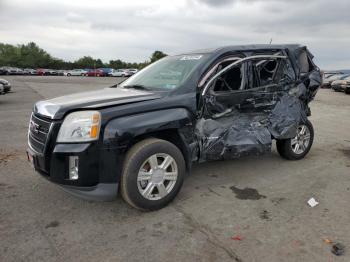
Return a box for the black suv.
[27,44,321,210]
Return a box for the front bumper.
[59,183,118,201]
[27,141,122,201]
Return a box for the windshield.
[120,54,207,90]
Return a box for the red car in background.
[36,69,47,76]
[87,69,105,77]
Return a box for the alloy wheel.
[291,124,311,154]
[137,153,178,200]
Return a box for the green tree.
[0,42,167,70]
[74,56,105,69]
[150,50,167,63]
[0,43,21,67]
[109,59,125,69]
[19,42,52,68]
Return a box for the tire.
[276,120,314,160]
[121,138,186,211]
[67,73,71,76]
[345,88,350,95]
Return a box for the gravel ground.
[0,76,349,262]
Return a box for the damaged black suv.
[27,44,321,210]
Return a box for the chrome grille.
[28,114,52,153]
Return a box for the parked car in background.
[98,68,113,76]
[322,73,344,88]
[109,69,132,77]
[0,67,13,75]
[64,69,88,76]
[57,70,66,76]
[323,71,338,80]
[127,68,138,75]
[36,69,47,76]
[0,67,24,75]
[16,68,24,75]
[331,75,350,94]
[46,69,58,76]
[87,69,105,77]
[23,68,38,75]
[0,78,12,93]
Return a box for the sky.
[0,0,349,69]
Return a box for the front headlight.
[57,111,101,142]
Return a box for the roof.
[180,44,303,55]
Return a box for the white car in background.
[64,69,88,76]
[127,68,138,75]
[109,69,132,77]
[322,73,344,88]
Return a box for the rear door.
[197,54,290,161]
[241,56,296,111]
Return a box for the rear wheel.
[276,120,314,160]
[121,138,185,211]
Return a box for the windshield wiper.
[123,84,150,90]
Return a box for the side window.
[213,64,243,92]
[198,57,242,89]
[253,59,279,87]
[251,58,295,88]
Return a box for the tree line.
[0,42,167,70]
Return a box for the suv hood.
[34,87,162,119]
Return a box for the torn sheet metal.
[196,92,307,161]
[268,92,307,139]
[196,48,321,161]
[196,112,272,161]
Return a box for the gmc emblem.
[30,121,40,134]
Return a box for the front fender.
[103,108,194,146]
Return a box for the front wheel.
[276,120,314,160]
[121,138,185,211]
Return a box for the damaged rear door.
[196,54,291,161]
